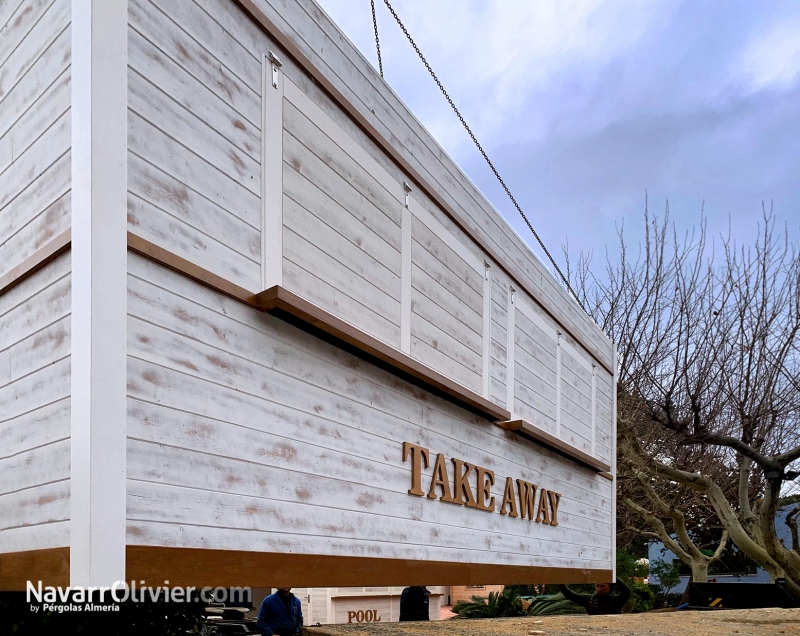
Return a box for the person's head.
[594,582,613,596]
[277,588,292,596]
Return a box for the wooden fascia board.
[125,546,612,587]
[0,546,611,590]
[496,419,612,473]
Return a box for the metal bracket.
[402,181,412,208]
[268,51,282,89]
[484,260,491,281]
[510,286,516,305]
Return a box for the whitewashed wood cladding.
[410,200,484,394]
[282,77,403,347]
[0,254,71,554]
[127,0,261,291]
[126,254,612,570]
[594,367,614,464]
[279,75,492,399]
[0,0,71,280]
[118,0,614,473]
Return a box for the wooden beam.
[254,285,512,422]
[126,546,611,587]
[496,419,612,473]
[0,229,71,296]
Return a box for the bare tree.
[618,442,731,581]
[568,204,800,598]
[786,506,800,553]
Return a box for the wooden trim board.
[496,419,612,473]
[126,546,611,588]
[2,233,606,472]
[0,229,71,295]
[0,547,612,590]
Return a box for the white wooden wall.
[273,67,611,465]
[127,0,262,290]
[0,0,617,580]
[282,88,402,346]
[126,254,612,571]
[0,0,71,279]
[122,0,615,488]
[0,254,71,554]
[0,0,72,557]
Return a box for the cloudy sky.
[316,0,800,269]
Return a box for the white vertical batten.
[70,0,128,586]
[591,363,597,457]
[262,51,284,289]
[400,183,412,353]
[505,286,515,413]
[481,262,491,398]
[555,331,562,437]
[611,343,618,577]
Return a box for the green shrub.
[627,582,656,613]
[452,589,586,619]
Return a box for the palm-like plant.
[452,589,525,618]
[452,589,585,619]
[525,593,585,616]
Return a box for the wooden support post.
[70,0,128,586]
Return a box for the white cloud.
[317,0,675,152]
[738,21,800,90]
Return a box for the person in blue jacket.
[256,588,303,636]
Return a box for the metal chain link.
[370,0,384,78]
[380,0,587,314]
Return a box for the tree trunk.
[691,560,709,583]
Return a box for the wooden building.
[0,0,616,589]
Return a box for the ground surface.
[304,608,800,636]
